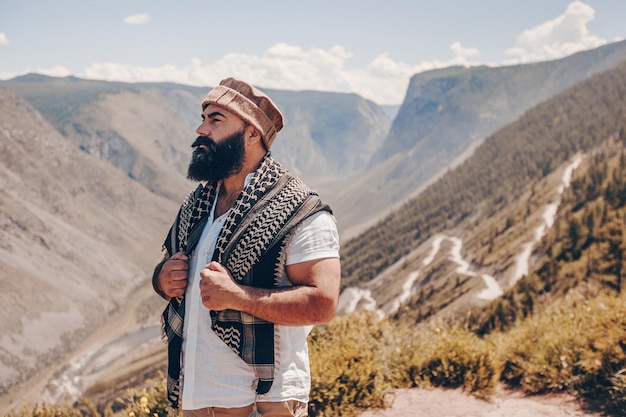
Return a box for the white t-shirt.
[181,180,340,410]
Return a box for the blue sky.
[1,0,624,104]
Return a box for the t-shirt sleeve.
[285,211,340,265]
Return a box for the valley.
[1,40,626,416]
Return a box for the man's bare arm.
[199,257,340,325]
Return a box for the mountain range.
[0,39,625,410]
[334,39,626,237]
[3,40,626,239]
[340,54,626,322]
[0,76,390,206]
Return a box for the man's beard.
[187,129,246,182]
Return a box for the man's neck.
[214,151,266,218]
[214,171,248,218]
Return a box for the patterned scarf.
[161,154,329,409]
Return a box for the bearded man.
[152,78,341,417]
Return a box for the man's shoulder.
[299,211,337,233]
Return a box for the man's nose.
[196,120,210,136]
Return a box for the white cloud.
[58,2,614,107]
[343,42,482,104]
[504,1,606,64]
[124,14,151,25]
[37,65,71,77]
[0,1,616,106]
[77,41,481,105]
[0,65,71,80]
[450,41,480,60]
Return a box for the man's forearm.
[200,258,340,325]
[234,284,337,325]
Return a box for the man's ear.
[246,124,262,143]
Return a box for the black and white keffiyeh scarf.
[161,154,330,409]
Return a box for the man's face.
[187,105,247,182]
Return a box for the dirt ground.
[358,387,602,417]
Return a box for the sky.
[0,0,625,105]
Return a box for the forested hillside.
[328,58,626,416]
[333,39,626,236]
[341,58,626,291]
[470,144,626,334]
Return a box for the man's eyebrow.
[205,111,226,119]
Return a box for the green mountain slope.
[470,144,626,334]
[340,57,626,316]
[334,39,626,237]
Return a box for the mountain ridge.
[332,39,626,235]
[340,55,626,323]
[0,76,391,210]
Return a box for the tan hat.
[201,77,284,148]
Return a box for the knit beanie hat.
[201,78,284,148]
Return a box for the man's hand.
[158,252,189,299]
[199,261,241,311]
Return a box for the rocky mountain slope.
[0,88,175,400]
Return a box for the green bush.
[4,402,88,417]
[308,312,394,417]
[308,314,497,416]
[397,325,496,398]
[123,373,177,417]
[497,291,626,414]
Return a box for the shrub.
[397,325,496,398]
[497,291,626,414]
[123,372,177,417]
[4,403,85,417]
[308,312,394,416]
[7,290,624,416]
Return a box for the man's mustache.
[191,136,215,148]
